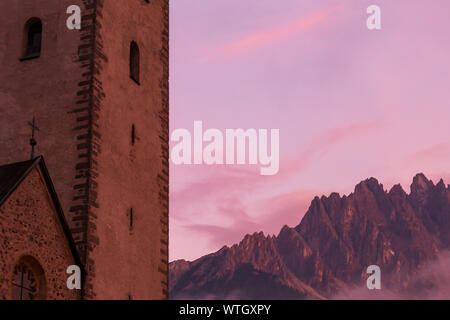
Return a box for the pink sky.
[169,0,450,261]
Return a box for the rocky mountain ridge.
[170,174,450,299]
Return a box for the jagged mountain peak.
[389,183,407,197]
[170,174,450,299]
[411,173,434,192]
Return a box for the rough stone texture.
[0,0,169,299]
[0,166,79,300]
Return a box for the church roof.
[0,156,84,272]
[0,158,38,205]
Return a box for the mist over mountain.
[170,174,450,299]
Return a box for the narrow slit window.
[130,41,140,84]
[129,208,134,231]
[131,124,136,146]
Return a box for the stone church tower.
[0,0,169,299]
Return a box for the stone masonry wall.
[83,0,169,299]
[0,167,79,300]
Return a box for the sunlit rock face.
[170,174,450,299]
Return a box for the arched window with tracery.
[11,256,46,300]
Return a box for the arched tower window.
[23,18,42,59]
[12,256,46,300]
[130,41,140,84]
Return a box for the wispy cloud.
[198,2,346,62]
[282,121,381,176]
[411,143,450,160]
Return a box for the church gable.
[0,157,81,300]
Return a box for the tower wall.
[0,0,169,299]
[85,0,169,299]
